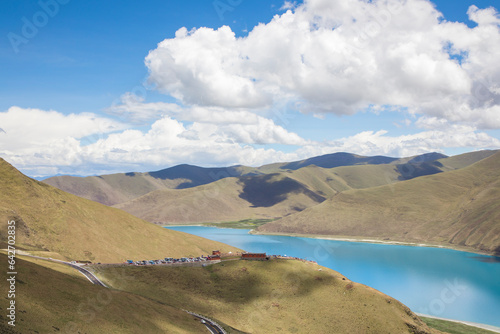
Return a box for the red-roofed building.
[241,253,267,260]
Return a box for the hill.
[43,164,256,206]
[0,253,207,334]
[257,152,500,255]
[43,151,456,207]
[115,151,496,225]
[114,173,326,224]
[95,258,440,334]
[0,158,239,262]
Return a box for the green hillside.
[95,259,440,334]
[43,164,257,206]
[114,173,326,224]
[43,151,461,207]
[258,152,500,254]
[0,253,207,334]
[0,158,239,262]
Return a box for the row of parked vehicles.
[126,256,217,266]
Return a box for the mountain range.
[42,149,500,254]
[0,157,238,263]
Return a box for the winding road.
[21,254,226,334]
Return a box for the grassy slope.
[95,259,440,334]
[114,151,497,225]
[43,164,258,206]
[115,174,326,224]
[0,158,239,262]
[0,253,207,334]
[42,152,459,208]
[43,172,192,206]
[258,152,500,254]
[436,150,498,170]
[420,317,499,334]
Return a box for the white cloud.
[145,0,500,128]
[105,92,181,124]
[0,106,307,176]
[296,124,500,158]
[0,106,124,152]
[3,105,498,178]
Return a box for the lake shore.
[163,224,499,257]
[417,313,500,333]
[249,230,499,257]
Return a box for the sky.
[1,0,500,178]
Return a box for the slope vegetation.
[0,253,207,334]
[43,164,254,206]
[114,173,326,224]
[0,158,238,262]
[43,151,461,207]
[258,152,500,254]
[96,259,440,334]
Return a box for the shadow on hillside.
[140,261,338,311]
[238,174,325,207]
[279,152,397,170]
[397,161,444,180]
[147,165,243,189]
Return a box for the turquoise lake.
[166,226,500,327]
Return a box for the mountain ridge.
[0,158,239,262]
[257,151,500,255]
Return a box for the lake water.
[166,226,500,327]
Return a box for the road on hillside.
[20,254,225,334]
[65,262,107,287]
[18,254,107,287]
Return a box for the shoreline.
[416,313,500,333]
[163,224,499,257]
[250,230,499,257]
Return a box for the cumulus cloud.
[146,0,500,128]
[296,125,500,158]
[0,106,124,152]
[3,105,499,177]
[0,106,308,176]
[3,0,500,177]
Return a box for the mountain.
[43,164,258,206]
[42,152,450,206]
[0,253,207,334]
[114,173,326,224]
[0,158,239,262]
[257,151,500,255]
[97,258,440,334]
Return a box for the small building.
[241,252,268,260]
[212,250,221,256]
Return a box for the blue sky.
[1,0,500,177]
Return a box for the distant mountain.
[114,173,326,224]
[279,152,401,170]
[257,151,500,255]
[43,151,456,207]
[43,164,258,206]
[0,158,239,262]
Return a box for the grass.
[95,259,440,334]
[115,174,326,225]
[259,152,500,255]
[420,316,499,334]
[0,253,208,334]
[4,253,497,334]
[0,158,240,263]
[203,218,275,229]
